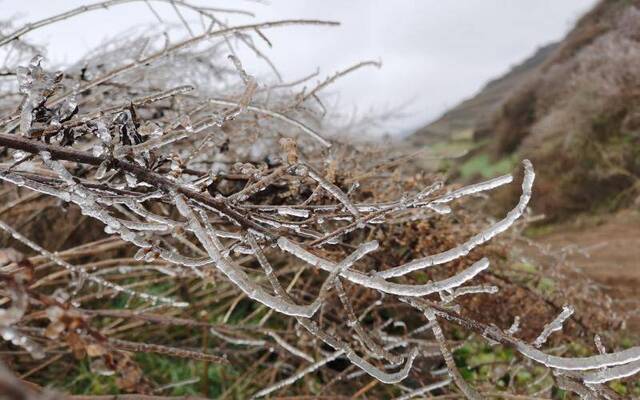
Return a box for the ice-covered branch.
[378,160,534,279]
[424,308,482,400]
[278,237,490,297]
[533,304,574,348]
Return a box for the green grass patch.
[510,262,538,274]
[459,154,516,180]
[135,353,238,397]
[459,153,516,179]
[61,360,120,395]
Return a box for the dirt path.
[538,210,640,287]
[536,209,640,330]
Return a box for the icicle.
[138,121,163,138]
[95,161,109,180]
[0,326,45,359]
[533,305,574,348]
[427,203,451,214]
[11,150,28,162]
[89,358,115,376]
[94,121,112,144]
[232,245,254,255]
[134,248,145,262]
[51,84,78,126]
[16,55,62,137]
[0,285,27,326]
[331,216,354,222]
[124,173,138,188]
[213,230,242,240]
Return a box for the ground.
[535,209,640,331]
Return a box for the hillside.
[411,0,640,220]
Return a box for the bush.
[0,2,637,399]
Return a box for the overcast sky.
[1,0,598,135]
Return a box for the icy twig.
[217,55,258,125]
[424,308,482,400]
[429,173,513,205]
[393,379,452,400]
[533,304,574,348]
[207,98,331,147]
[279,237,491,297]
[243,231,377,316]
[266,331,314,363]
[255,237,419,387]
[0,218,187,308]
[0,0,247,47]
[378,160,534,279]
[251,350,344,399]
[289,60,381,109]
[177,194,355,317]
[305,163,361,217]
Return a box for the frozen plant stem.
[424,308,482,400]
[533,304,574,348]
[0,218,187,307]
[378,160,534,279]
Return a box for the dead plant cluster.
[0,2,637,399]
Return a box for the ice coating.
[378,160,534,279]
[533,304,574,348]
[424,308,482,400]
[278,237,490,297]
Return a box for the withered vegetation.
[0,2,638,399]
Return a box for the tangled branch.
[0,3,636,398]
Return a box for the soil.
[535,209,640,331]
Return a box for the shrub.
[0,2,637,399]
